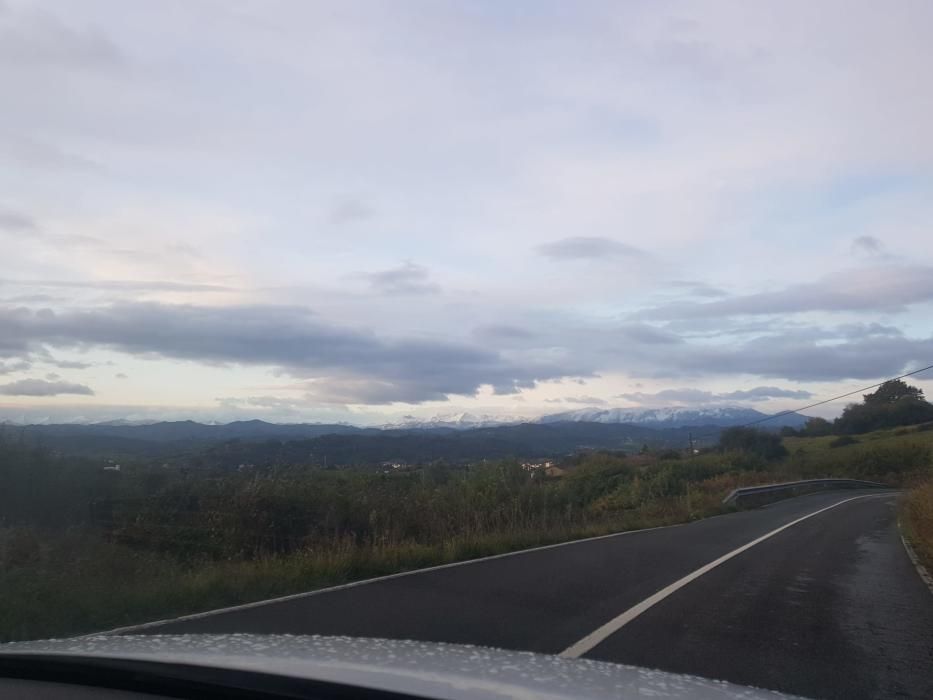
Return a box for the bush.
[829,435,858,448]
[718,427,788,461]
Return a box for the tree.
[718,427,788,461]
[800,417,833,437]
[863,379,924,406]
[835,380,933,434]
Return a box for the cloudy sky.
[2,0,933,424]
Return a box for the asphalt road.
[126,490,933,699]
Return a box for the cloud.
[617,388,717,405]
[635,265,933,319]
[719,386,813,401]
[329,196,375,225]
[617,323,683,345]
[563,395,608,405]
[851,235,884,257]
[363,262,440,296]
[617,385,813,406]
[0,378,94,396]
[0,359,31,375]
[45,372,60,380]
[50,359,92,370]
[537,237,647,261]
[0,279,233,293]
[473,324,537,341]
[0,301,576,404]
[0,4,124,69]
[667,280,728,298]
[669,331,933,382]
[115,372,127,379]
[215,395,307,414]
[0,210,36,232]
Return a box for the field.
[1,424,931,642]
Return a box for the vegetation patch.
[3,380,933,642]
[902,481,933,576]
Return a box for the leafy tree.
[800,417,833,437]
[718,427,788,461]
[863,379,924,405]
[835,380,933,434]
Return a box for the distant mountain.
[0,420,374,458]
[0,408,809,462]
[380,412,524,431]
[536,406,809,429]
[194,422,698,469]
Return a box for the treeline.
[782,380,933,437]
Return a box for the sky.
[2,0,933,425]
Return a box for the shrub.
[718,427,788,461]
[829,435,858,448]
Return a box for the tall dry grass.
[903,480,933,573]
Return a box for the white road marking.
[559,493,892,659]
[95,519,693,635]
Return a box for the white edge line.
[93,490,892,637]
[94,520,692,636]
[559,493,892,659]
[898,521,933,596]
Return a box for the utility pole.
[688,432,694,456]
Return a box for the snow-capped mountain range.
[535,406,808,429]
[382,406,808,431]
[381,412,525,430]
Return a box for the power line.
[693,362,933,443]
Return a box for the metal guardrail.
[723,478,891,508]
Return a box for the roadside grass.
[0,481,763,644]
[784,422,933,457]
[902,481,933,576]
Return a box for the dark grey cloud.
[364,262,440,296]
[0,301,576,404]
[851,235,884,256]
[634,265,933,319]
[51,359,93,370]
[0,359,31,375]
[514,312,933,384]
[0,210,37,232]
[672,332,933,382]
[537,237,646,261]
[0,378,94,396]
[617,323,683,345]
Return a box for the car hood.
[1,634,805,700]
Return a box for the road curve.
[123,490,933,699]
